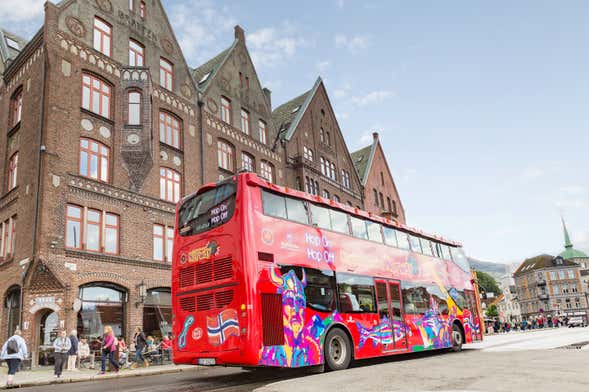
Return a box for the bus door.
[375,280,408,353]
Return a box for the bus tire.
[451,323,464,352]
[324,328,352,371]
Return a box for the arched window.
[10,87,22,127]
[4,286,21,336]
[159,167,181,203]
[143,288,171,338]
[260,160,274,183]
[217,140,234,172]
[78,283,127,339]
[241,152,255,172]
[127,91,141,125]
[7,152,18,191]
[82,73,111,118]
[79,138,110,183]
[159,111,181,148]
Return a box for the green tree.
[485,304,499,318]
[475,270,502,296]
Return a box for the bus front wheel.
[451,323,463,352]
[324,328,352,371]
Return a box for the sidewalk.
[0,364,195,389]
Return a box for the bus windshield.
[178,180,236,236]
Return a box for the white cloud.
[333,82,352,99]
[351,90,394,106]
[336,0,345,9]
[316,60,330,73]
[559,185,588,195]
[335,112,349,120]
[247,23,313,69]
[334,33,370,52]
[0,0,44,37]
[520,167,545,180]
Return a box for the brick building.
[273,77,363,206]
[351,132,405,224]
[191,26,283,185]
[0,0,202,365]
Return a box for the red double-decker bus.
[172,173,482,370]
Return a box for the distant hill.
[468,258,509,278]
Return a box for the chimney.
[373,131,379,141]
[234,25,245,43]
[263,87,272,108]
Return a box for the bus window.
[305,268,336,312]
[383,226,397,247]
[420,238,433,257]
[261,190,287,219]
[397,230,410,250]
[427,284,448,315]
[336,273,376,313]
[448,287,467,309]
[310,204,331,230]
[179,180,236,236]
[401,283,429,314]
[409,235,422,253]
[329,209,349,234]
[350,217,368,240]
[434,242,442,258]
[450,247,471,272]
[285,197,309,224]
[367,221,383,243]
[441,245,452,260]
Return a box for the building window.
[379,192,384,209]
[93,17,112,57]
[303,146,314,161]
[128,91,141,125]
[568,269,575,279]
[380,171,385,186]
[159,58,173,90]
[320,128,325,143]
[10,88,22,127]
[104,213,119,255]
[220,97,231,124]
[373,189,378,206]
[320,157,326,175]
[329,162,336,181]
[129,40,144,66]
[0,216,16,258]
[305,177,319,196]
[241,152,254,172]
[80,138,110,183]
[82,73,111,118]
[159,111,181,149]
[240,109,250,135]
[333,195,340,203]
[326,131,331,146]
[85,209,102,252]
[217,140,234,172]
[140,0,146,18]
[322,189,330,199]
[259,120,267,144]
[260,161,274,183]
[559,270,565,280]
[66,205,82,250]
[7,153,18,191]
[341,170,350,189]
[159,167,181,203]
[153,225,174,262]
[129,0,134,11]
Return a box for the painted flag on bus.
[207,309,240,346]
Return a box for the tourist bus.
[171,172,482,371]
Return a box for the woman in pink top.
[98,326,119,375]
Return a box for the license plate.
[198,358,216,366]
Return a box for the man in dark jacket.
[131,326,148,368]
[67,330,79,371]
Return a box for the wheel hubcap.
[453,330,462,347]
[329,336,346,365]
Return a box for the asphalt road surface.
[16,327,589,392]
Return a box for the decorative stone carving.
[173,156,181,167]
[180,84,192,99]
[95,0,113,13]
[206,133,213,146]
[189,125,196,137]
[161,37,174,56]
[61,60,71,77]
[126,133,139,145]
[66,16,86,38]
[218,77,231,93]
[81,119,93,131]
[160,151,168,161]
[206,97,218,114]
[99,126,111,139]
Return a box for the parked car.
[567,316,586,328]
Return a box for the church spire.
[562,216,573,249]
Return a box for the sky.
[2,0,588,264]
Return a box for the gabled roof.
[351,144,374,185]
[513,254,579,277]
[190,43,235,92]
[0,29,28,66]
[273,77,322,141]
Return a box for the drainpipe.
[197,93,205,184]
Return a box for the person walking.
[67,330,79,371]
[0,329,28,387]
[98,326,119,375]
[53,329,71,378]
[131,327,148,369]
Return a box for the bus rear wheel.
[451,323,463,352]
[324,328,352,371]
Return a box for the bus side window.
[402,284,429,314]
[310,203,331,231]
[427,284,448,315]
[397,230,411,250]
[383,226,398,247]
[420,238,433,257]
[350,217,368,240]
[441,245,452,260]
[329,209,349,234]
[336,273,376,313]
[285,197,309,224]
[366,221,383,243]
[409,235,422,253]
[304,268,336,312]
[262,190,286,219]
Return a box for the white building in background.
[497,272,522,323]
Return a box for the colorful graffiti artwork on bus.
[356,317,411,349]
[411,297,452,350]
[178,315,194,349]
[259,268,340,367]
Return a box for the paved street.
[6,327,589,392]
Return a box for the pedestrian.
[521,319,527,331]
[160,335,172,361]
[0,328,28,387]
[77,338,95,369]
[67,329,79,371]
[53,329,71,378]
[131,327,148,369]
[98,325,119,375]
[117,336,128,367]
